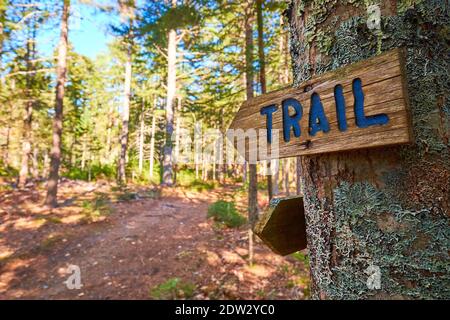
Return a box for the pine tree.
[45,0,70,207]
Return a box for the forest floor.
[0,179,310,300]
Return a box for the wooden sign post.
[230,49,413,257]
[229,48,412,160]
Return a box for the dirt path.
[0,182,309,299]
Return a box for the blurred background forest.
[0,0,299,192]
[0,0,310,300]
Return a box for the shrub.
[257,179,268,190]
[0,162,18,178]
[63,164,116,181]
[291,251,310,267]
[150,278,196,299]
[207,200,246,228]
[177,168,216,191]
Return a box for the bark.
[45,0,70,207]
[106,101,113,163]
[272,159,279,196]
[118,26,133,184]
[288,0,450,299]
[173,97,182,184]
[31,147,39,179]
[0,4,7,166]
[138,99,145,174]
[244,0,257,265]
[202,156,207,181]
[256,0,272,201]
[18,100,32,188]
[2,122,10,167]
[18,7,36,189]
[81,134,87,170]
[162,0,177,186]
[149,105,156,179]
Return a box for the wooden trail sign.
[229,48,412,160]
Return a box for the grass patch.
[150,277,196,299]
[62,164,116,181]
[257,179,268,190]
[0,163,18,178]
[177,169,216,191]
[207,200,246,228]
[0,183,14,192]
[291,251,310,267]
[188,180,216,192]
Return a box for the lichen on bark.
[288,0,450,299]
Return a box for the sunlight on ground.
[13,217,46,231]
[243,264,274,278]
[0,181,311,299]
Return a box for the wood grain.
[228,48,413,160]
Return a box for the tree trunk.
[18,100,32,188]
[256,0,272,201]
[81,134,87,170]
[272,159,279,196]
[138,99,145,174]
[45,0,70,207]
[245,0,257,265]
[118,28,133,184]
[2,122,10,167]
[31,147,39,179]
[18,9,36,189]
[173,97,182,184]
[106,101,113,164]
[162,0,177,186]
[149,107,156,179]
[288,0,450,299]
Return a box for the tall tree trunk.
[245,0,257,265]
[18,8,36,189]
[31,147,39,179]
[18,100,32,188]
[149,106,156,179]
[0,2,7,166]
[45,0,70,207]
[256,0,272,201]
[3,122,10,167]
[138,99,145,174]
[272,159,279,196]
[81,134,87,170]
[173,96,182,184]
[106,101,113,164]
[162,0,177,186]
[118,29,133,184]
[288,0,450,299]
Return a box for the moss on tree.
[288,0,449,299]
